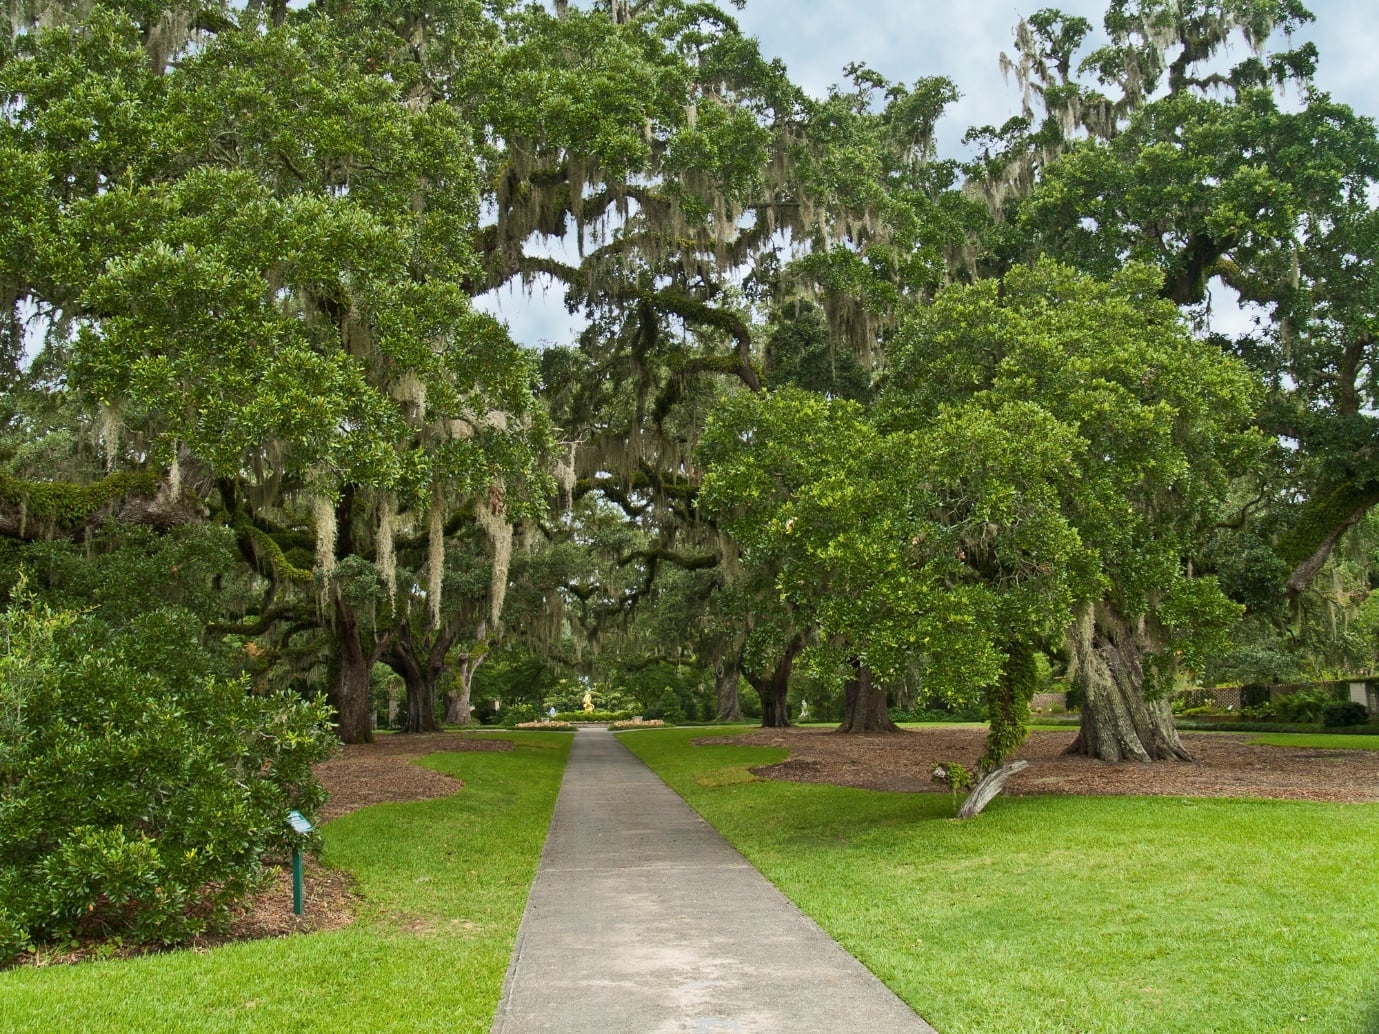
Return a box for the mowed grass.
[620,726,1379,1034]
[0,731,571,1034]
[1248,732,1379,750]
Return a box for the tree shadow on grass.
[1362,995,1379,1034]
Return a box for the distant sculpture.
[583,691,594,712]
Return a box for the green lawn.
[0,731,571,1034]
[620,726,1379,1034]
[1248,732,1379,751]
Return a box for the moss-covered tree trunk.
[980,641,1037,771]
[444,648,485,726]
[836,660,899,733]
[955,641,1039,819]
[1066,604,1192,763]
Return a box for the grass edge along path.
[0,731,572,1034]
[618,726,1379,1034]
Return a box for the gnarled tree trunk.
[957,761,1028,819]
[836,660,899,733]
[382,620,473,733]
[714,654,743,721]
[445,645,486,725]
[745,634,803,729]
[380,624,441,734]
[1066,604,1192,763]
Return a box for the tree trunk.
[381,625,441,734]
[714,655,742,721]
[957,761,1028,819]
[402,671,438,733]
[445,649,486,725]
[745,635,803,729]
[836,660,899,733]
[382,620,475,732]
[332,595,375,744]
[1066,604,1192,763]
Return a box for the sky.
[734,1,1376,144]
[479,0,1378,347]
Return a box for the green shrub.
[0,599,335,955]
[1322,701,1370,728]
[1273,687,1338,724]
[0,905,29,966]
[890,705,986,723]
[1176,704,1229,718]
[499,703,540,727]
[645,688,686,724]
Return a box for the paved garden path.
[491,726,937,1034]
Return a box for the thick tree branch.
[0,471,204,542]
[654,285,762,391]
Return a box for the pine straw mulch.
[694,725,1379,804]
[15,732,508,969]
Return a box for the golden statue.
[583,690,594,712]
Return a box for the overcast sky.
[481,1,1377,347]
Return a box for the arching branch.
[0,471,202,542]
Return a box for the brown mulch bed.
[314,730,511,821]
[696,726,1379,804]
[14,731,506,968]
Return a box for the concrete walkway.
[491,727,937,1034]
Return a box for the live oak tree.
[701,377,1081,754]
[0,3,549,742]
[704,262,1256,769]
[884,261,1260,762]
[985,1,1379,619]
[7,0,1372,762]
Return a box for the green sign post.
[286,810,314,916]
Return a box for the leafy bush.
[1272,687,1338,724]
[645,688,687,724]
[0,905,28,963]
[499,703,540,727]
[890,705,987,723]
[0,598,335,960]
[1322,701,1370,728]
[1176,705,1230,718]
